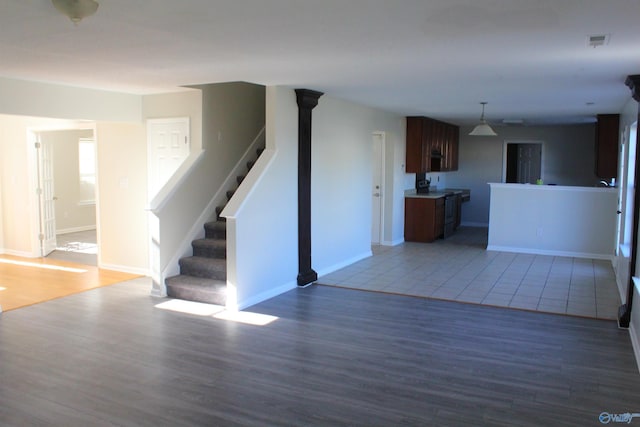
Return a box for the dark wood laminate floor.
[1,278,639,426]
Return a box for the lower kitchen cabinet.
[405,197,444,243]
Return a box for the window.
[78,138,96,204]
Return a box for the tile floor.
[47,229,98,266]
[319,227,622,320]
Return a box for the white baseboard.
[486,245,614,261]
[381,238,404,246]
[2,249,38,258]
[234,280,297,311]
[316,250,372,278]
[56,226,96,235]
[150,279,168,298]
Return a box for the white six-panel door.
[147,117,190,199]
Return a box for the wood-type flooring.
[1,278,639,426]
[0,254,140,312]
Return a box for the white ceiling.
[1,0,639,125]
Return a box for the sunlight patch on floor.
[56,242,98,254]
[0,258,87,273]
[155,299,279,325]
[213,310,279,326]
[155,299,224,316]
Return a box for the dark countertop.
[405,188,470,201]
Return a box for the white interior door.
[147,117,190,198]
[36,135,57,256]
[371,133,385,244]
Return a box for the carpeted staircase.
[165,148,263,306]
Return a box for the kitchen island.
[487,183,617,259]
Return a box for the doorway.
[504,141,544,184]
[371,132,385,245]
[31,127,98,264]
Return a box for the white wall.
[616,96,640,369]
[0,77,141,122]
[442,124,598,226]
[224,86,299,309]
[312,95,405,271]
[43,129,96,233]
[224,87,405,309]
[143,90,202,152]
[615,97,639,300]
[632,280,640,372]
[0,170,3,252]
[488,183,617,259]
[150,82,265,296]
[96,122,148,273]
[0,78,143,265]
[0,116,36,256]
[0,115,85,256]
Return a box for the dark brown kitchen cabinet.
[406,116,459,173]
[406,116,429,173]
[444,125,459,171]
[595,114,619,179]
[404,197,444,243]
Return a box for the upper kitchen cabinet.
[595,114,619,179]
[406,116,459,173]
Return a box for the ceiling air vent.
[502,119,524,125]
[587,34,610,48]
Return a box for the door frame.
[371,131,386,244]
[27,122,98,259]
[502,140,545,183]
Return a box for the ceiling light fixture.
[469,102,497,136]
[52,0,99,24]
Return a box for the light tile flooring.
[320,227,622,320]
[47,229,98,266]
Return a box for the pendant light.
[52,0,99,24]
[469,102,497,136]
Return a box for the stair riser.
[205,229,226,239]
[193,246,226,259]
[215,206,227,222]
[166,285,226,306]
[179,260,226,281]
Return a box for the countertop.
[405,188,470,199]
[487,183,617,193]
